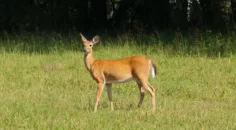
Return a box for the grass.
[0,32,236,129]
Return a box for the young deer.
[80,34,157,112]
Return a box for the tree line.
[0,0,236,33]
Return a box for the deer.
[80,33,157,112]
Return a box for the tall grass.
[0,31,235,56]
[0,31,235,129]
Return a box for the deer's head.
[80,33,100,54]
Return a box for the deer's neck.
[84,52,95,71]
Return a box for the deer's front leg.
[94,82,105,112]
[106,83,114,111]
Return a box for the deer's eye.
[89,44,92,47]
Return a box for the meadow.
[0,32,235,129]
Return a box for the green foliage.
[1,0,236,31]
[0,34,235,129]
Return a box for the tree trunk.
[231,0,236,23]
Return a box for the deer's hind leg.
[137,82,146,108]
[136,76,156,112]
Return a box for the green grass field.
[0,33,236,129]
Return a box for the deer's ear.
[92,35,100,45]
[80,33,88,43]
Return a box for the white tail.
[80,33,157,112]
[150,60,157,78]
